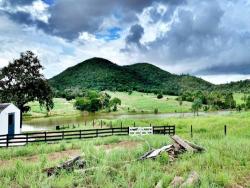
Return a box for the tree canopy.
[0,51,54,112]
[74,91,120,113]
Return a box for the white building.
[0,103,21,135]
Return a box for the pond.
[22,111,232,132]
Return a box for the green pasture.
[1,111,250,187]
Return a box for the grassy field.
[1,111,250,187]
[234,93,246,105]
[107,91,192,113]
[24,91,193,120]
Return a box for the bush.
[157,94,163,99]
[154,108,158,114]
[203,105,209,112]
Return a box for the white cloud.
[1,0,250,85]
[0,0,50,23]
[200,74,250,85]
[138,3,170,44]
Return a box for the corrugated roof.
[0,103,11,113]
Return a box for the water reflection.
[22,111,232,132]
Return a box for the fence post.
[45,132,47,142]
[224,125,227,136]
[150,123,152,127]
[96,129,98,137]
[6,135,9,147]
[85,121,87,126]
[62,131,64,140]
[191,125,193,138]
[112,127,114,135]
[134,122,135,127]
[93,120,95,127]
[26,133,28,144]
[164,126,166,135]
[79,130,82,139]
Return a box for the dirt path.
[0,149,81,167]
[0,140,142,168]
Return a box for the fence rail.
[0,126,175,148]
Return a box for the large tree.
[0,51,54,127]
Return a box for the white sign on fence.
[129,127,153,136]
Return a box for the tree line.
[178,90,250,115]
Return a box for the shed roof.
[0,103,11,113]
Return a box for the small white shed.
[0,103,21,135]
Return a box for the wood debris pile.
[156,171,200,188]
[43,156,86,176]
[140,135,205,161]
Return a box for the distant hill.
[49,57,249,95]
[219,79,250,93]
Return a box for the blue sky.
[42,0,53,5]
[0,0,250,84]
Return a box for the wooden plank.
[140,145,173,160]
[171,135,195,152]
[184,140,205,152]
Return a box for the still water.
[22,111,232,132]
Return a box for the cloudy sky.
[0,0,250,84]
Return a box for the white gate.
[129,127,153,136]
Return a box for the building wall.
[0,104,21,135]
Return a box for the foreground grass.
[1,112,250,187]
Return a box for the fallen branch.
[43,155,86,176]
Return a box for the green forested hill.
[219,80,250,93]
[49,57,148,91]
[49,57,248,94]
[125,63,213,94]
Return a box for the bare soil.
[0,149,81,167]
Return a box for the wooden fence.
[0,125,175,148]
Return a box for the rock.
[180,171,200,188]
[155,180,163,188]
[170,176,185,188]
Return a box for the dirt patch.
[0,149,81,167]
[97,141,142,153]
[241,174,250,187]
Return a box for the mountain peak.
[49,57,214,94]
[83,57,118,65]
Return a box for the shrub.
[157,94,163,99]
[154,108,159,114]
